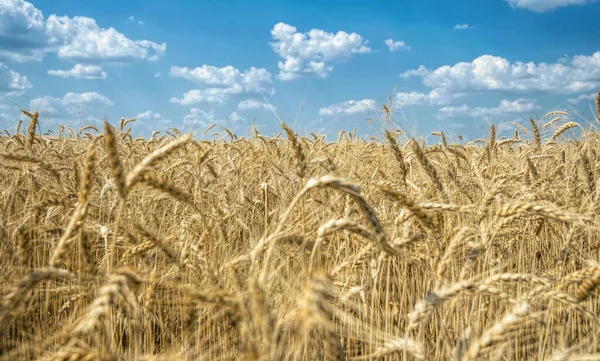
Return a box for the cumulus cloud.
[395,89,454,106]
[48,64,107,79]
[184,108,215,126]
[62,92,113,105]
[453,24,473,30]
[170,88,236,105]
[270,22,371,80]
[0,112,15,123]
[385,39,410,52]
[401,52,600,94]
[436,99,541,119]
[30,92,113,117]
[170,65,271,89]
[400,65,429,79]
[183,108,246,128]
[228,111,244,122]
[154,72,161,78]
[136,110,171,124]
[237,99,275,112]
[567,92,597,104]
[46,16,166,63]
[505,0,599,12]
[0,0,47,61]
[29,96,59,113]
[6,90,25,97]
[319,99,376,116]
[0,0,165,63]
[169,65,272,105]
[0,63,32,91]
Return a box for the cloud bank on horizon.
[0,0,599,138]
[505,0,599,12]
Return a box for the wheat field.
[0,98,600,361]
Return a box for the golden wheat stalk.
[0,268,72,327]
[436,227,470,287]
[385,129,407,185]
[133,223,184,268]
[496,201,587,223]
[23,109,39,149]
[464,302,538,361]
[596,91,600,123]
[71,269,143,337]
[552,122,580,140]
[295,272,343,361]
[575,269,600,302]
[49,144,97,267]
[310,218,375,274]
[411,139,445,198]
[103,121,127,199]
[530,117,541,151]
[379,184,434,229]
[283,122,307,178]
[407,280,475,334]
[357,338,425,360]
[125,134,192,189]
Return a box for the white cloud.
[228,111,244,122]
[568,92,597,104]
[385,39,410,52]
[46,16,166,63]
[400,65,429,79]
[270,22,371,80]
[170,65,271,90]
[0,112,14,122]
[169,65,272,105]
[154,72,161,78]
[184,108,214,126]
[0,0,47,61]
[436,99,541,119]
[401,52,600,94]
[505,0,599,12]
[183,109,246,128]
[319,99,376,116]
[395,89,454,106]
[0,0,165,63]
[237,99,275,112]
[47,64,107,79]
[170,88,235,105]
[0,63,32,91]
[453,24,473,30]
[6,90,25,97]
[30,96,59,113]
[61,92,113,105]
[128,15,143,25]
[136,110,171,124]
[30,92,113,116]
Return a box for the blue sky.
[1,0,599,140]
